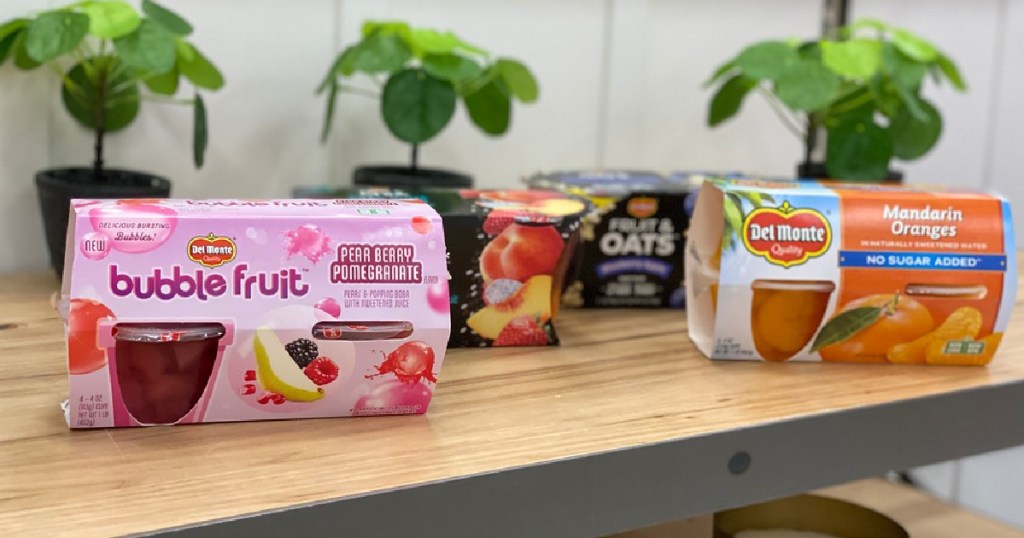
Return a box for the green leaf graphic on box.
[811,306,883,351]
[722,194,744,251]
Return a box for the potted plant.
[705,18,965,181]
[317,20,538,189]
[0,0,224,274]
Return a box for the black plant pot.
[797,162,904,183]
[353,165,473,189]
[36,167,171,276]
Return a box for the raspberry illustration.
[241,384,256,396]
[244,370,256,381]
[285,338,318,368]
[304,356,340,386]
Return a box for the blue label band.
[596,257,674,278]
[839,251,1008,271]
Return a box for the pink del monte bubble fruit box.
[59,199,451,428]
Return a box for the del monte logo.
[188,233,237,268]
[742,201,831,267]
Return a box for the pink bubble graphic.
[427,280,449,314]
[79,231,111,260]
[315,297,341,318]
[283,224,331,263]
[354,380,433,415]
[89,204,177,253]
[411,215,432,235]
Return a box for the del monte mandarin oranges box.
[686,180,1016,365]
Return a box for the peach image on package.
[750,279,835,362]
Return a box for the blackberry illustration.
[285,338,318,368]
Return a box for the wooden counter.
[2,272,1023,537]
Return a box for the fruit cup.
[102,323,231,425]
[313,321,414,341]
[750,280,835,362]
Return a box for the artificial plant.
[706,18,965,180]
[0,0,224,179]
[319,21,538,170]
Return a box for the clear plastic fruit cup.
[112,323,225,425]
[313,321,414,341]
[750,279,836,362]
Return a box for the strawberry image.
[304,356,340,386]
[494,315,551,347]
[482,209,520,236]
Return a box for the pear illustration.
[254,326,325,402]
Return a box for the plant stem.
[93,62,108,182]
[804,113,818,167]
[339,84,380,99]
[141,94,194,105]
[755,85,806,140]
[410,143,419,172]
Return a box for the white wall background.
[2,0,1024,528]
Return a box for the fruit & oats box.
[686,179,1016,364]
[526,170,714,308]
[294,186,590,347]
[59,198,450,428]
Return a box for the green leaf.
[178,44,223,90]
[894,83,928,122]
[0,27,24,66]
[362,20,411,40]
[734,41,799,80]
[348,33,412,74]
[83,1,140,39]
[495,58,538,103]
[826,86,874,123]
[422,53,483,84]
[317,46,354,94]
[0,18,27,41]
[61,57,140,133]
[811,306,884,351]
[722,194,743,249]
[707,74,755,127]
[867,78,902,119]
[144,66,179,95]
[114,19,176,74]
[193,93,207,168]
[13,31,40,70]
[409,28,486,57]
[320,80,339,143]
[821,39,882,80]
[25,11,89,63]
[774,59,840,111]
[892,28,938,62]
[848,18,889,34]
[881,43,927,92]
[381,68,456,143]
[890,98,942,160]
[935,53,966,91]
[704,59,736,87]
[142,0,193,36]
[175,38,194,62]
[826,117,893,180]
[463,75,512,135]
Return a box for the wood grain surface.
[1,272,1022,537]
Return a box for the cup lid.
[112,323,225,343]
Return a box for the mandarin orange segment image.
[750,280,835,362]
[925,332,1003,366]
[888,306,984,365]
[817,294,934,363]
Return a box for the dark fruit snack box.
[525,170,741,308]
[59,199,450,428]
[293,187,591,348]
